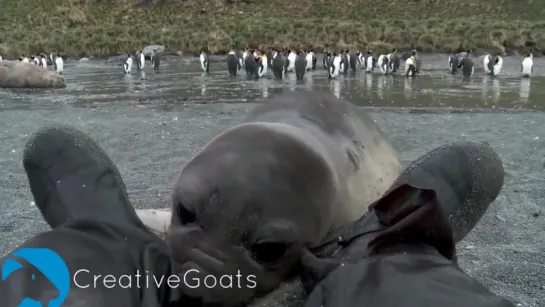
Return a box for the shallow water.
[0,54,544,306]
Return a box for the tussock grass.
[0,0,543,57]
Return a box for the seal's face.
[167,123,335,305]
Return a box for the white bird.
[521,53,533,78]
[124,54,133,74]
[55,56,64,74]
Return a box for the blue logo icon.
[1,248,70,307]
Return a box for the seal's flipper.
[23,125,146,230]
[135,208,171,237]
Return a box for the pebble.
[496,214,506,222]
[465,245,476,250]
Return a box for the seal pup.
[405,51,417,77]
[200,50,209,73]
[137,91,402,306]
[227,49,240,76]
[295,51,307,80]
[521,52,533,78]
[328,52,342,79]
[271,49,284,80]
[123,54,133,74]
[54,54,64,74]
[459,56,474,78]
[151,49,160,70]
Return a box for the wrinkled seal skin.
[0,60,65,88]
[147,91,403,306]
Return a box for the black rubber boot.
[387,140,504,242]
[23,125,146,230]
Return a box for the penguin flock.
[448,50,535,78]
[123,49,161,74]
[199,47,422,80]
[14,53,64,74]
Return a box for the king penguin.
[405,51,417,77]
[365,51,375,73]
[329,52,342,79]
[295,51,307,80]
[341,49,349,75]
[257,51,268,78]
[323,51,331,70]
[124,54,133,74]
[349,50,358,72]
[484,53,502,77]
[459,56,474,78]
[40,55,47,68]
[286,49,296,73]
[227,49,240,76]
[266,47,274,69]
[200,50,209,73]
[388,49,400,73]
[377,54,390,74]
[139,50,145,70]
[305,50,313,71]
[448,53,460,74]
[245,49,257,77]
[151,49,160,70]
[271,48,284,80]
[521,52,533,78]
[21,55,29,63]
[55,54,64,74]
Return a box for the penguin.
[312,51,317,70]
[242,49,249,68]
[21,55,29,63]
[521,52,533,78]
[271,49,284,80]
[200,50,209,73]
[365,51,375,73]
[341,49,349,74]
[266,47,274,69]
[305,50,313,71]
[484,53,502,77]
[227,50,240,76]
[286,49,296,72]
[55,54,64,74]
[387,49,400,73]
[349,51,358,71]
[359,52,366,69]
[245,49,257,77]
[41,54,47,68]
[124,54,133,74]
[329,53,342,79]
[0,54,2,62]
[377,54,390,74]
[295,51,307,80]
[459,56,474,78]
[151,49,160,70]
[412,50,421,73]
[32,56,40,65]
[323,51,331,70]
[257,52,268,78]
[139,50,145,70]
[234,48,244,68]
[405,51,417,77]
[448,53,460,74]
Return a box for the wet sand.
[0,54,543,306]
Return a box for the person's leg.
[302,141,514,307]
[1,126,178,306]
[22,125,146,230]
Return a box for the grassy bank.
[1,0,545,57]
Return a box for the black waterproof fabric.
[1,125,516,307]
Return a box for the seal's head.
[168,122,337,305]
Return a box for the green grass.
[1,0,544,57]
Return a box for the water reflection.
[519,78,531,104]
[404,77,414,99]
[331,79,342,98]
[481,75,501,104]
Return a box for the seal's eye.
[250,241,289,264]
[177,203,196,225]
